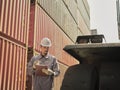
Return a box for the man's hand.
[33,60,39,69]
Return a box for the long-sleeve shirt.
[27,53,60,90]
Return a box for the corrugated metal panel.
[37,0,78,42]
[82,0,90,16]
[0,37,27,90]
[63,0,78,24]
[34,6,78,66]
[77,0,90,28]
[0,0,30,44]
[77,9,90,35]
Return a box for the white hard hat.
[40,37,52,47]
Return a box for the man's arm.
[52,58,60,77]
[27,56,36,76]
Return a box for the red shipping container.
[0,0,30,44]
[0,37,27,90]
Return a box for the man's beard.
[42,51,48,56]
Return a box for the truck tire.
[99,62,120,90]
[60,64,98,90]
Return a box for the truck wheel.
[60,64,98,90]
[99,62,120,90]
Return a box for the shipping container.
[63,0,78,24]
[77,0,90,28]
[0,0,30,90]
[82,0,90,15]
[37,0,79,42]
[0,36,27,90]
[0,0,30,44]
[77,8,91,35]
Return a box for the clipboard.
[35,65,48,76]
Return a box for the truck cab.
[61,34,120,90]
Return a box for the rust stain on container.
[0,37,27,90]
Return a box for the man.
[27,37,60,90]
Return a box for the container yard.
[0,0,90,90]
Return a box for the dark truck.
[61,34,120,90]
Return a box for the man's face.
[40,46,49,56]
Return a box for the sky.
[87,0,120,43]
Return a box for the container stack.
[0,0,30,90]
